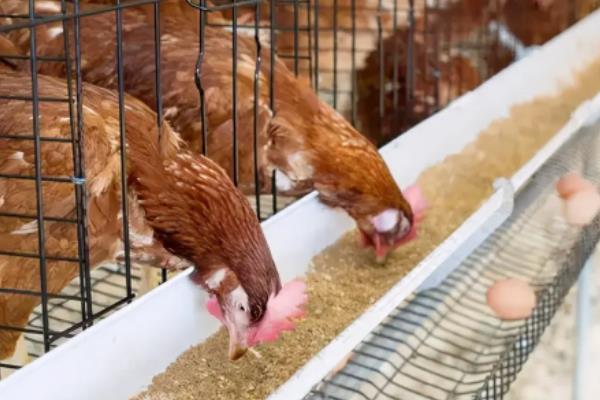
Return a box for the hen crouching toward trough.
[0,66,306,362]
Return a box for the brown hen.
[502,0,599,46]
[0,65,281,361]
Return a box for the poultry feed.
[133,57,600,400]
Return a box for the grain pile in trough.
[133,58,600,400]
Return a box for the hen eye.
[238,304,246,312]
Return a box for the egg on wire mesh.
[487,175,600,320]
[556,172,600,226]
[486,278,536,320]
[555,172,596,199]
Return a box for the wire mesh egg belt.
[307,122,600,400]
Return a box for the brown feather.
[501,0,599,46]
[1,0,414,247]
[0,68,124,358]
[0,67,279,358]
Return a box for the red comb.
[248,279,307,346]
[206,296,224,322]
[394,185,428,247]
[404,184,427,222]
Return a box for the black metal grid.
[306,124,600,400]
[0,0,596,380]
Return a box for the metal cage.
[0,0,596,380]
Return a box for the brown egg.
[556,173,596,199]
[486,278,536,320]
[563,190,600,226]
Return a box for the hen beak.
[225,322,248,361]
[358,229,372,248]
[358,229,396,263]
[373,234,393,264]
[372,221,415,264]
[228,340,248,361]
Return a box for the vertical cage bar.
[423,0,431,116]
[152,0,163,140]
[60,0,91,328]
[307,0,314,88]
[293,0,299,76]
[27,0,51,353]
[72,0,95,327]
[196,0,209,156]
[253,0,262,219]
[231,0,239,187]
[332,0,338,109]
[115,0,134,301]
[270,0,278,215]
[476,0,485,80]
[406,0,415,113]
[391,0,400,134]
[350,0,357,126]
[456,2,464,96]
[377,0,384,125]
[444,0,453,106]
[313,0,320,94]
[151,0,168,283]
[492,0,500,80]
[433,0,440,110]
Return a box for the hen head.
[269,90,426,262]
[356,185,427,262]
[131,145,306,360]
[206,278,307,359]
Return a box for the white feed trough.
[2,9,600,400]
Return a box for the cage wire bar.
[305,123,600,400]
[0,0,597,381]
